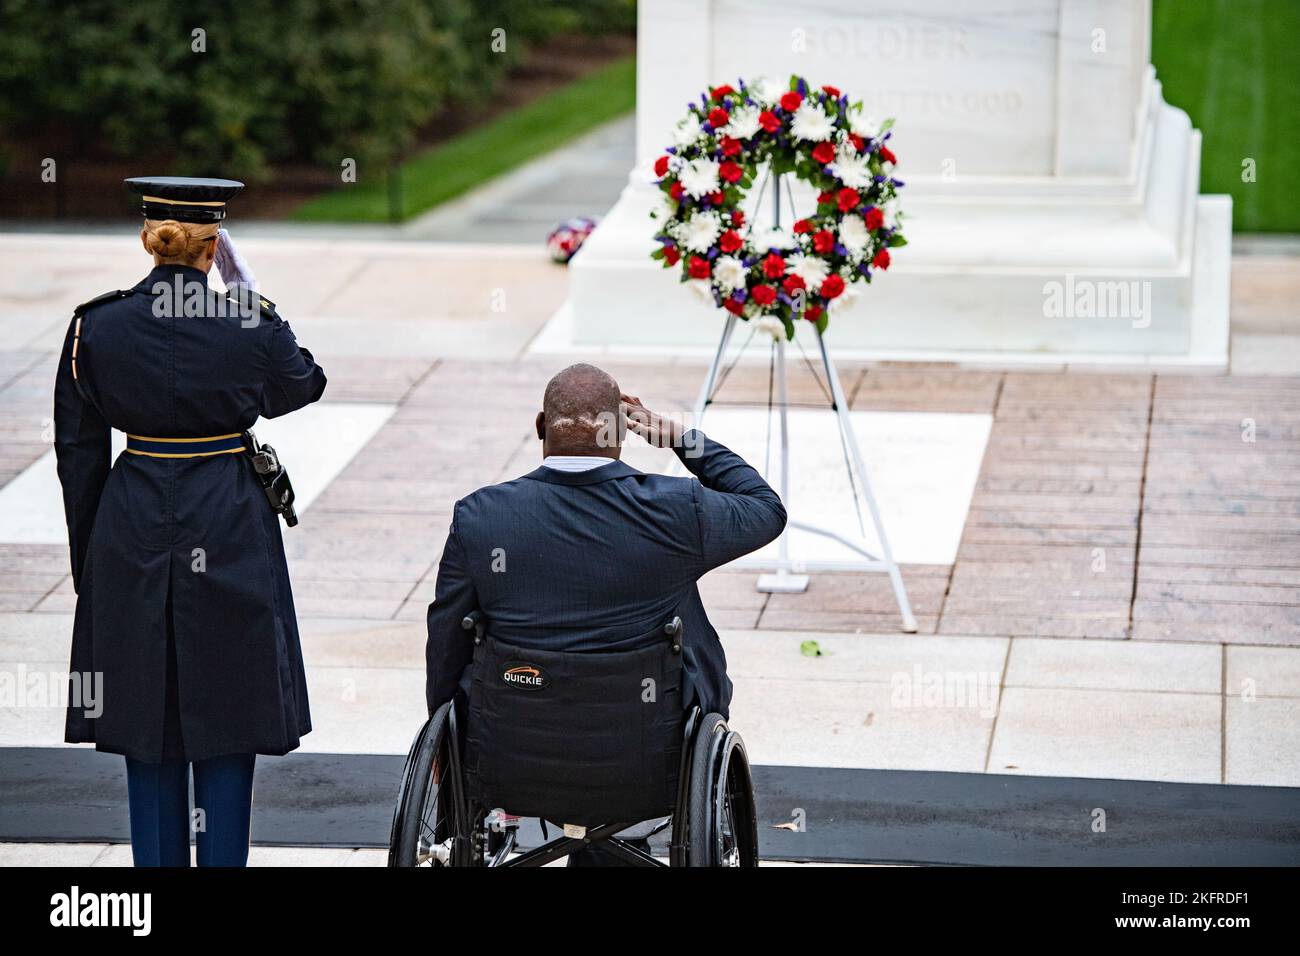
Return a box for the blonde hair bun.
[143,218,219,265]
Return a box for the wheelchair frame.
[388,615,758,867]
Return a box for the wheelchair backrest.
[462,621,685,827]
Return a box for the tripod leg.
[692,313,738,430]
[757,334,809,594]
[816,330,918,633]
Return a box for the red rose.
[813,229,835,254]
[762,253,786,279]
[811,141,835,165]
[751,284,777,306]
[707,190,724,206]
[731,210,745,228]
[723,297,746,315]
[689,255,711,279]
[719,135,742,156]
[719,161,743,184]
[804,304,824,323]
[872,249,891,270]
[654,155,670,177]
[780,91,803,112]
[817,190,834,204]
[865,207,884,231]
[708,107,730,128]
[820,274,845,299]
[836,187,860,212]
[711,84,735,100]
[758,110,781,133]
[670,182,684,201]
[663,246,680,266]
[849,134,865,153]
[822,85,841,98]
[719,229,743,253]
[782,274,806,296]
[880,146,897,164]
[792,218,814,234]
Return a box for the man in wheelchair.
[393,363,786,866]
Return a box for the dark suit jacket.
[425,429,786,718]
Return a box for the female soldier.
[54,177,327,866]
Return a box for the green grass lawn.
[292,55,636,223]
[1152,0,1300,232]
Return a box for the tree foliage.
[0,0,635,179]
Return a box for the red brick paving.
[3,353,1297,646]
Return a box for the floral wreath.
[650,75,906,337]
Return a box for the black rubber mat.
[2,747,1298,865]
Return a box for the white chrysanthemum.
[678,157,721,199]
[713,255,748,292]
[678,211,722,253]
[652,193,679,222]
[790,101,835,142]
[746,226,795,254]
[722,105,762,140]
[883,198,901,229]
[833,282,861,311]
[839,215,871,259]
[755,316,785,339]
[828,143,873,189]
[790,253,830,287]
[673,113,703,147]
[849,109,880,140]
[686,279,714,303]
[749,76,783,105]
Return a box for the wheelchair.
[389,611,758,867]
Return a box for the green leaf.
[879,117,896,134]
[815,314,829,335]
[888,234,908,248]
[799,640,823,657]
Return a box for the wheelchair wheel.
[389,702,477,867]
[686,713,759,867]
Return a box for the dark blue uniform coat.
[424,431,787,718]
[55,264,326,763]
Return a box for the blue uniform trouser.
[124,754,256,867]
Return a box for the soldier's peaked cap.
[124,176,244,223]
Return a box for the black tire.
[686,714,759,866]
[389,702,475,867]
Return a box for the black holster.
[242,429,298,527]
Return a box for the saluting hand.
[622,393,684,448]
[215,228,258,292]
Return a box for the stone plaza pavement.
[0,232,1297,865]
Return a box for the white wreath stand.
[690,171,917,633]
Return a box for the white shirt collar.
[541,455,616,473]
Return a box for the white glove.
[215,228,258,293]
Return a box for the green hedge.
[0,0,634,180]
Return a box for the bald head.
[536,364,622,458]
